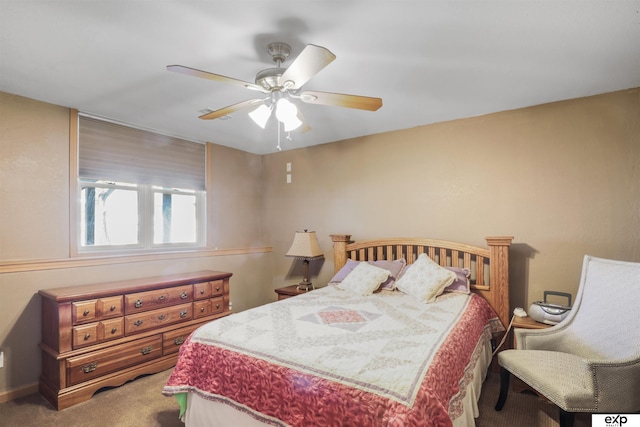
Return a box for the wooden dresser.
[39,270,232,410]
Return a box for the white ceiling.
[1,1,639,155]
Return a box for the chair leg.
[559,408,574,427]
[494,366,510,411]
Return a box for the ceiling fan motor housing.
[255,67,286,91]
[256,43,294,90]
[266,42,291,64]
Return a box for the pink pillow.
[443,267,471,294]
[330,259,406,290]
[329,259,360,283]
[371,259,406,290]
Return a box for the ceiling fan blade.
[279,45,336,90]
[294,109,311,133]
[300,90,383,111]
[199,99,264,120]
[167,65,268,93]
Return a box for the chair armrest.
[590,357,640,412]
[514,325,567,351]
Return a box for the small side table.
[275,285,314,300]
[513,315,552,332]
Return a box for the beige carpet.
[0,372,182,427]
[0,369,591,426]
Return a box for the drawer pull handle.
[134,320,143,327]
[84,333,91,340]
[216,303,220,309]
[174,337,185,346]
[158,295,166,301]
[83,310,90,316]
[82,362,97,374]
[141,346,153,355]
[180,291,188,299]
[158,314,166,320]
[215,287,221,292]
[200,307,205,313]
[111,328,117,334]
[200,289,205,295]
[179,310,188,318]
[110,305,116,311]
[134,299,143,308]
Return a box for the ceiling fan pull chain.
[276,120,282,151]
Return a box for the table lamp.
[285,230,324,291]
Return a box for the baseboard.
[0,382,39,403]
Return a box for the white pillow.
[395,253,457,303]
[337,262,392,296]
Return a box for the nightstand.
[513,315,553,331]
[275,285,314,300]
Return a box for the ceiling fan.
[167,42,382,132]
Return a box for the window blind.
[79,116,206,191]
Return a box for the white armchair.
[495,255,640,427]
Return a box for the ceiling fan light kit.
[167,41,382,148]
[248,104,272,129]
[275,98,303,131]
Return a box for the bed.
[163,234,513,427]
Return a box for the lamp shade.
[248,104,273,129]
[275,98,302,131]
[286,230,323,259]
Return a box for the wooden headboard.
[330,234,513,329]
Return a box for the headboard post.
[330,234,352,272]
[485,236,514,329]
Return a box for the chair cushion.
[498,349,596,412]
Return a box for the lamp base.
[297,282,314,292]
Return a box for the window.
[152,187,200,244]
[80,181,139,247]
[77,116,206,252]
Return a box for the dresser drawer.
[101,317,125,341]
[125,303,193,335]
[193,281,212,300]
[73,323,99,347]
[125,285,193,314]
[210,280,224,296]
[193,280,225,300]
[73,318,125,349]
[66,335,162,386]
[193,300,210,318]
[194,297,224,319]
[72,296,124,326]
[163,324,200,355]
[97,296,123,319]
[72,300,97,325]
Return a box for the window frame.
[78,179,143,252]
[71,111,208,256]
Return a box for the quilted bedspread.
[163,286,503,426]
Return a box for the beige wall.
[208,144,264,249]
[262,88,640,311]
[0,92,272,397]
[1,87,639,399]
[0,93,71,260]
